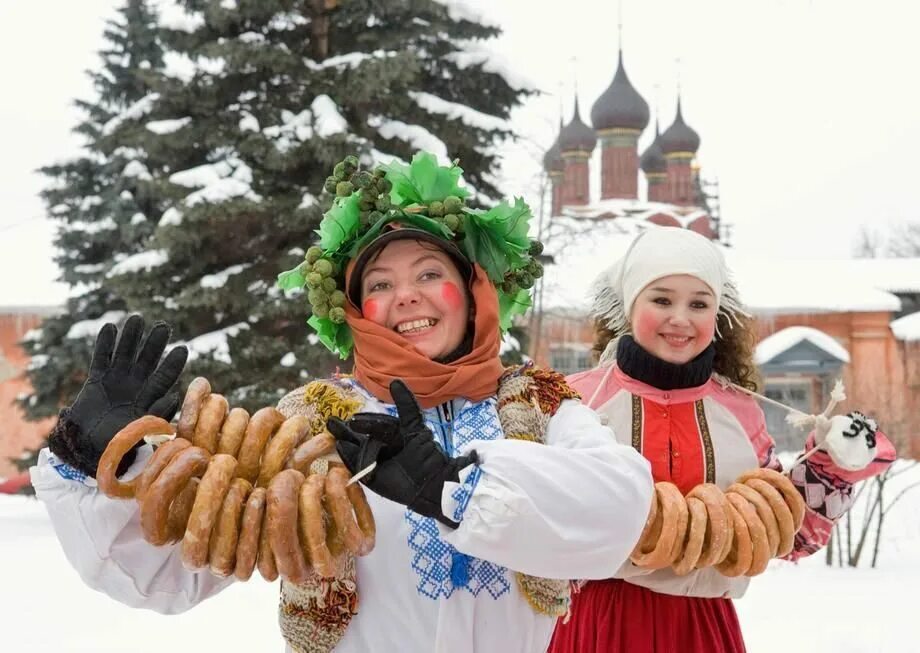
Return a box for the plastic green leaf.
[479,196,532,249]
[317,191,362,251]
[411,152,469,202]
[461,197,533,282]
[381,160,422,206]
[308,315,353,359]
[382,152,469,207]
[276,263,307,291]
[498,288,533,331]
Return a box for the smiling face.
[359,238,470,360]
[630,274,718,364]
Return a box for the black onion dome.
[590,50,650,131]
[559,98,597,153]
[660,98,700,154]
[543,119,564,173]
[640,125,666,174]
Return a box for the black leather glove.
[48,314,188,478]
[327,380,479,528]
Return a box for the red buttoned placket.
[635,392,708,495]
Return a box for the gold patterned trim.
[694,399,716,484]
[630,394,643,453]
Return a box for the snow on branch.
[173,323,250,364]
[163,51,226,83]
[431,0,501,28]
[66,311,127,339]
[101,93,160,135]
[445,42,536,91]
[311,95,348,137]
[368,115,448,161]
[169,158,261,206]
[304,50,398,71]
[107,250,170,277]
[157,1,205,33]
[70,218,117,234]
[200,264,251,289]
[146,117,192,134]
[409,91,509,132]
[122,160,152,180]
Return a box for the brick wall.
[0,311,57,479]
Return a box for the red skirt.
[548,579,746,653]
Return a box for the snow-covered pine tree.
[15,1,167,481]
[102,0,532,411]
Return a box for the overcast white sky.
[2,0,919,306]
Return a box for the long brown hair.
[592,312,761,391]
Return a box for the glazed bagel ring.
[672,496,708,576]
[98,377,378,584]
[687,483,731,568]
[630,482,683,569]
[728,482,780,557]
[737,468,805,531]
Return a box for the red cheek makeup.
[440,282,464,310]
[362,298,379,321]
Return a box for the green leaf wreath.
[278,151,545,359]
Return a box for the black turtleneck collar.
[616,335,715,391]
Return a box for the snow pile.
[66,311,127,339]
[891,311,920,342]
[5,461,920,652]
[755,326,851,365]
[70,218,117,234]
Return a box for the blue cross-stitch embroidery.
[450,465,482,523]
[52,461,87,483]
[342,380,511,601]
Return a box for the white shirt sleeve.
[440,399,653,580]
[30,447,233,614]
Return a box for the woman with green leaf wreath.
[31,151,653,653]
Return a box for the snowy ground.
[3,463,919,653]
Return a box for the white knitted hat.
[591,227,748,363]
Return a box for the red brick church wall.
[0,313,56,479]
